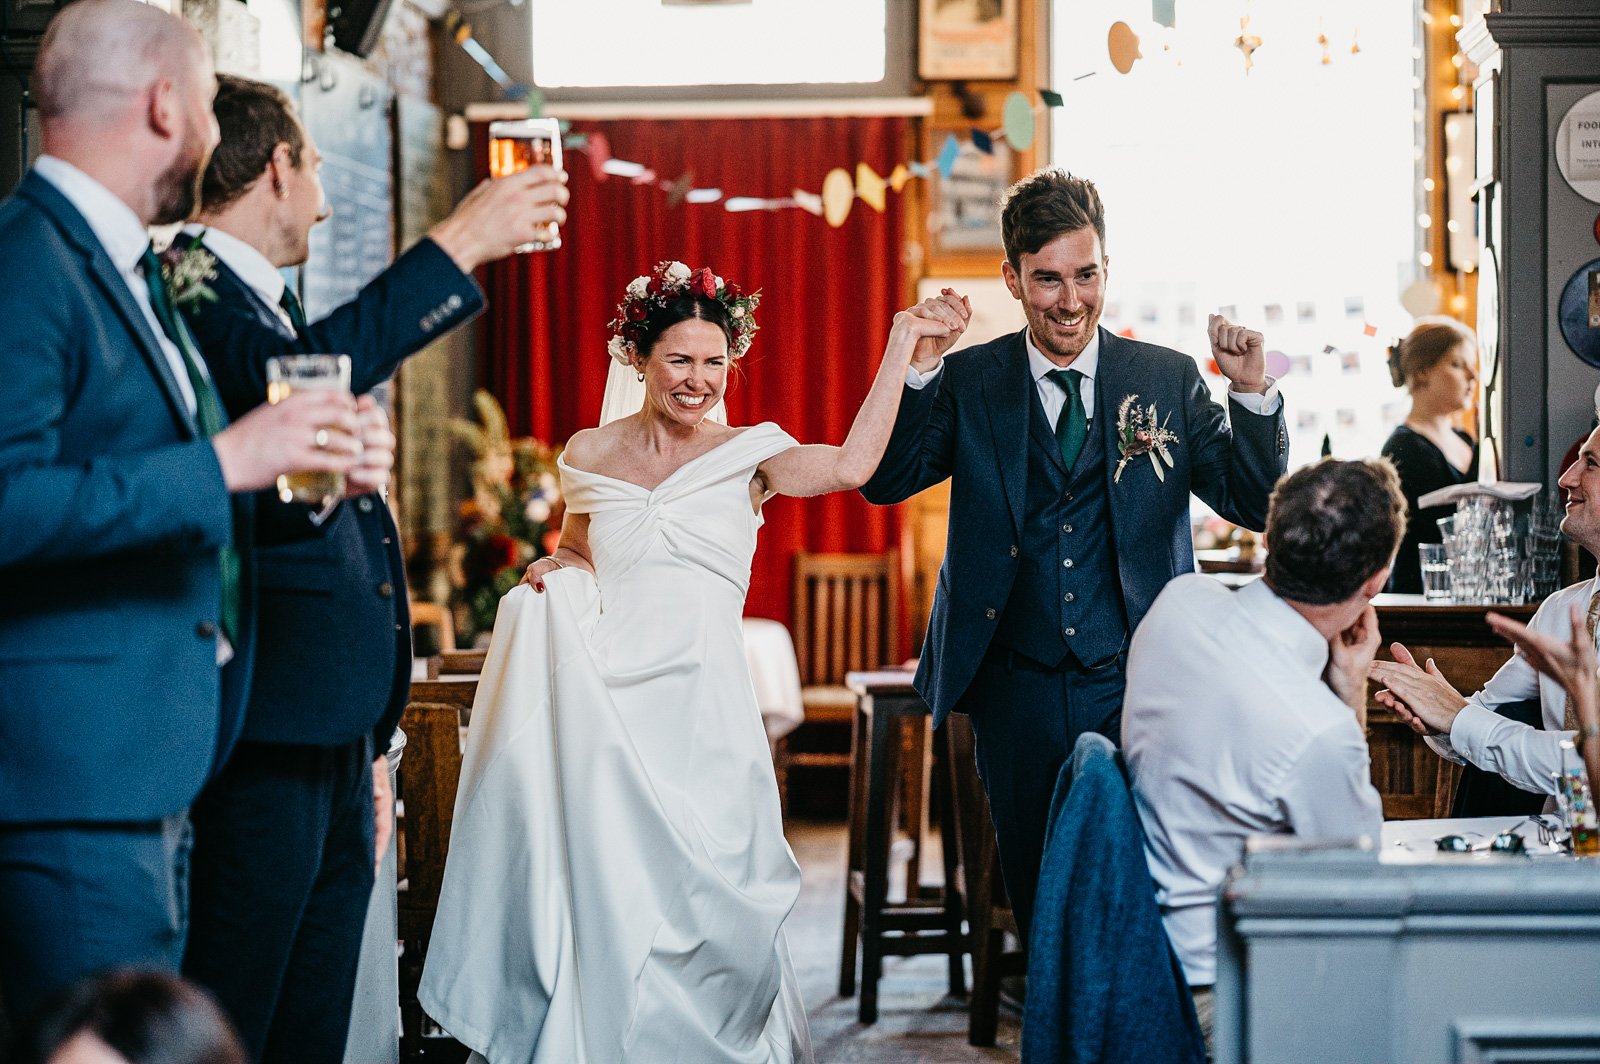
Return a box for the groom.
[861,169,1288,935]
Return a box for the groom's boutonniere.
[1114,394,1180,483]
[159,241,219,311]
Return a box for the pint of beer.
[488,117,563,252]
[267,354,353,509]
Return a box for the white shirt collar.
[1236,577,1331,677]
[33,156,151,274]
[1025,327,1100,385]
[182,222,286,305]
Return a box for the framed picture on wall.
[919,0,1019,81]
[928,133,1014,265]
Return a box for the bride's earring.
[636,372,645,382]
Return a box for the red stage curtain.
[470,116,910,628]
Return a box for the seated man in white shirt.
[1123,458,1401,1039]
[1370,425,1600,799]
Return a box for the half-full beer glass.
[266,354,352,510]
[488,117,563,252]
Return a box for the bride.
[419,261,970,1063]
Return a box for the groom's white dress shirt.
[1122,574,1383,986]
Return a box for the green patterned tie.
[140,246,239,645]
[278,285,308,337]
[1048,368,1089,471]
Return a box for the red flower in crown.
[690,267,717,299]
[724,281,743,299]
[647,275,664,295]
[626,301,648,322]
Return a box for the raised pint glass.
[488,117,563,252]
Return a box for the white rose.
[713,275,725,292]
[731,306,744,319]
[627,276,649,299]
[664,261,691,283]
[607,335,632,365]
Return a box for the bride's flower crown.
[606,260,761,366]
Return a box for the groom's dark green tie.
[1047,368,1089,471]
[140,245,239,645]
[278,285,308,337]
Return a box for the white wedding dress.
[418,423,814,1064]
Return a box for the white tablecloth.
[741,617,805,744]
[1381,814,1568,860]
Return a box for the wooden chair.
[409,599,456,656]
[395,679,476,1056]
[424,648,487,678]
[776,551,901,812]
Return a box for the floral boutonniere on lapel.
[1114,394,1180,483]
[159,240,219,311]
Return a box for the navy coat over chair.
[1023,732,1205,1064]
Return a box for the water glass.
[1418,543,1452,601]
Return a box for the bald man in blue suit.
[0,0,365,1021]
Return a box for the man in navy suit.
[0,0,368,1023]
[172,75,568,1062]
[862,170,1288,935]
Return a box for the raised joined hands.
[899,288,972,374]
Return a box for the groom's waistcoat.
[991,390,1129,669]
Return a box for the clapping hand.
[1370,642,1469,735]
[896,288,972,374]
[1207,313,1267,394]
[1486,605,1599,734]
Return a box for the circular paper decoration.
[1265,350,1291,378]
[821,168,854,229]
[1399,278,1442,318]
[1555,90,1600,205]
[1108,22,1142,75]
[1003,92,1035,151]
[1558,257,1600,368]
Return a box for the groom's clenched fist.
[1207,313,1267,394]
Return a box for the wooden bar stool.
[945,711,1026,1046]
[839,671,967,1024]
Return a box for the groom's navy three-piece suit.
[862,327,1286,934]
[178,233,481,1061]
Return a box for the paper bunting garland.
[531,85,1072,225]
[821,168,855,228]
[1002,91,1036,150]
[855,163,887,213]
[1108,22,1142,74]
[936,134,962,180]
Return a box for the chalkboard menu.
[297,54,393,322]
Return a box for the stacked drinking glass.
[1434,491,1564,604]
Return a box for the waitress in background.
[1380,318,1479,594]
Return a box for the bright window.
[1052,0,1420,468]
[530,0,888,87]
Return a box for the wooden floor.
[787,820,1020,1063]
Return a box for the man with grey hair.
[0,0,364,1019]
